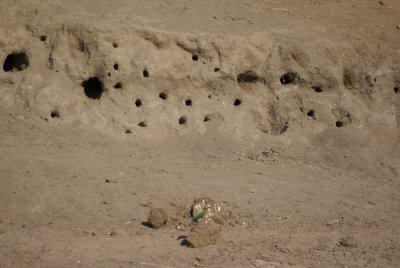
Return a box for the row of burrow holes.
[2,42,400,130]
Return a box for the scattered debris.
[144,197,233,247]
[191,197,232,225]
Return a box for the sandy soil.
[0,0,400,267]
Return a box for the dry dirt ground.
[1,0,400,267]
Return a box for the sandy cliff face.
[1,0,399,141]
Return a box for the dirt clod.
[148,208,168,229]
[185,220,221,248]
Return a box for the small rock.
[397,25,400,30]
[148,208,168,229]
[185,220,221,248]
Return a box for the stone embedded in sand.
[185,220,221,248]
[191,197,232,225]
[148,208,168,229]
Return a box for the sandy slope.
[0,0,400,267]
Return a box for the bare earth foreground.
[1,0,400,267]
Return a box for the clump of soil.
[147,208,168,229]
[185,220,222,248]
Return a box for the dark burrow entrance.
[336,121,344,128]
[179,116,187,125]
[159,92,168,100]
[114,82,122,89]
[50,110,60,118]
[234,98,242,106]
[307,110,315,119]
[138,121,147,127]
[135,99,142,107]
[280,72,300,85]
[185,99,192,106]
[3,52,29,72]
[312,85,323,93]
[82,77,103,100]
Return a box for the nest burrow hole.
[179,116,187,125]
[234,98,242,106]
[280,72,299,85]
[312,85,323,93]
[307,110,315,118]
[114,82,122,89]
[185,99,192,106]
[3,52,29,72]
[82,77,103,100]
[50,110,60,118]
[138,121,147,127]
[135,99,142,107]
[159,92,168,100]
[336,121,344,128]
